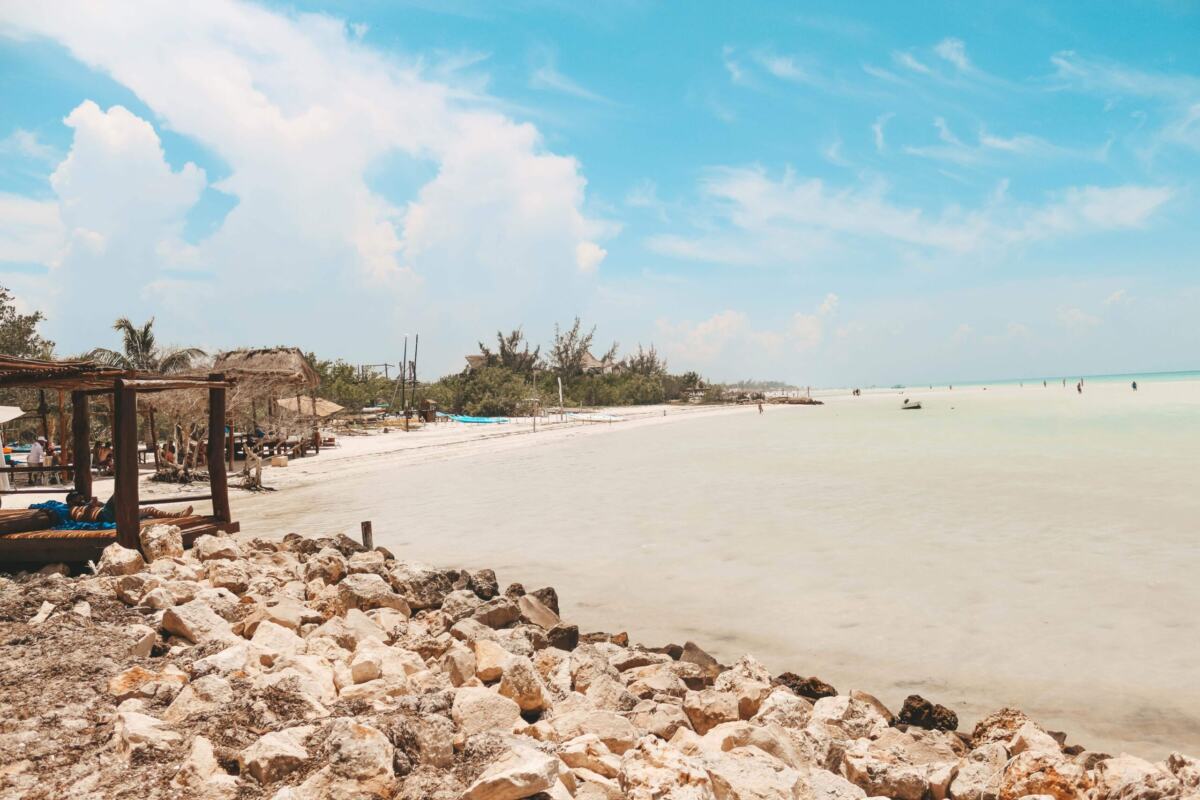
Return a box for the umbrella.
[0,406,25,425]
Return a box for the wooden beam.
[112,382,140,549]
[118,378,233,391]
[207,373,231,524]
[72,390,91,499]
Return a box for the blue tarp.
[29,500,116,531]
[436,412,510,424]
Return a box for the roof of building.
[211,347,320,388]
[0,356,227,392]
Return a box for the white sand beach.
[223,380,1200,759]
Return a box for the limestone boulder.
[115,573,160,605]
[630,700,694,740]
[517,594,561,630]
[172,735,238,796]
[499,655,549,712]
[619,735,716,799]
[703,746,807,799]
[475,639,512,682]
[700,721,811,771]
[206,561,250,594]
[683,689,740,736]
[452,687,523,738]
[318,718,395,795]
[346,549,387,575]
[127,623,157,658]
[97,543,145,576]
[303,547,347,584]
[473,597,521,629]
[1094,754,1182,800]
[571,645,621,693]
[108,664,189,701]
[463,742,560,800]
[972,708,1038,749]
[467,568,500,600]
[440,641,476,686]
[140,524,184,561]
[1164,752,1200,792]
[240,725,314,783]
[560,734,622,779]
[388,561,452,610]
[114,711,182,758]
[194,534,240,561]
[548,710,639,755]
[586,674,639,712]
[948,741,1008,800]
[1000,750,1091,800]
[250,619,308,666]
[337,573,412,614]
[809,695,890,740]
[841,727,963,800]
[442,588,485,621]
[163,675,234,723]
[751,687,814,730]
[163,598,238,645]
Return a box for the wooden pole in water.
[360,520,373,549]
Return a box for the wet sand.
[231,382,1200,758]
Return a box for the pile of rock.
[1,527,1198,799]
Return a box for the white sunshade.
[0,406,26,425]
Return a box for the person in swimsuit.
[65,491,193,523]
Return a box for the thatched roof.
[211,347,319,388]
[276,396,344,418]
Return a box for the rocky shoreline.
[1,528,1196,800]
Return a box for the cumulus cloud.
[0,0,610,364]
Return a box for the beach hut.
[210,347,323,457]
[0,355,238,567]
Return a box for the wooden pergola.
[0,356,239,566]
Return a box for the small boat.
[901,399,922,410]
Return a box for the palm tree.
[88,317,206,373]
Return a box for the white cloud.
[529,51,611,104]
[791,313,823,350]
[951,323,973,343]
[1105,289,1129,306]
[893,51,932,75]
[872,112,894,153]
[754,52,810,83]
[646,165,1173,267]
[0,1,610,363]
[934,38,970,71]
[818,292,839,315]
[0,192,65,267]
[657,310,750,362]
[575,241,606,274]
[1058,307,1100,329]
[0,129,58,162]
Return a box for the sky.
[0,1,1198,386]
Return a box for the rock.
[547,624,580,652]
[810,695,890,740]
[473,597,521,629]
[627,667,689,701]
[517,594,561,630]
[1009,721,1063,757]
[703,746,806,799]
[337,572,412,614]
[251,619,308,666]
[463,743,559,799]
[680,640,722,682]
[164,675,233,723]
[949,741,1008,800]
[194,534,240,561]
[1094,754,1181,800]
[683,689,740,735]
[586,674,639,712]
[347,549,387,575]
[797,766,868,800]
[172,735,237,795]
[319,718,395,795]
[240,725,314,783]
[1164,752,1200,791]
[631,700,694,739]
[505,582,526,597]
[96,543,145,576]
[775,671,838,701]
[114,711,182,758]
[389,562,452,609]
[115,573,160,605]
[619,735,715,798]
[442,588,484,620]
[303,548,347,584]
[440,641,476,686]
[192,642,254,676]
[467,568,499,599]
[127,623,157,657]
[548,710,638,755]
[498,655,548,712]
[570,645,621,693]
[972,707,1037,748]
[1001,750,1090,800]
[107,664,189,701]
[713,655,773,719]
[897,694,959,732]
[475,639,513,681]
[529,586,560,615]
[206,561,250,594]
[28,600,54,625]
[37,562,69,576]
[751,688,814,730]
[350,646,384,684]
[700,721,810,770]
[71,600,92,617]
[561,734,622,779]
[452,687,522,737]
[140,523,184,561]
[850,690,896,725]
[163,598,237,645]
[396,767,465,800]
[841,727,963,800]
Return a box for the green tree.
[478,328,541,374]
[0,285,54,359]
[88,317,206,373]
[623,343,666,376]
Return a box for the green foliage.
[0,285,54,359]
[424,366,533,417]
[307,355,396,411]
[478,328,541,374]
[88,317,206,373]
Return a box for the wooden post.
[148,404,160,469]
[311,391,320,454]
[227,412,234,472]
[112,381,140,549]
[360,520,373,549]
[71,390,91,499]
[208,373,231,524]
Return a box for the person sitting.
[95,441,114,474]
[65,491,192,523]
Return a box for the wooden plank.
[113,381,140,549]
[72,390,91,498]
[207,373,231,523]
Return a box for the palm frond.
[86,347,133,369]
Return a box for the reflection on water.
[235,384,1200,758]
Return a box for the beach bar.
[0,355,239,567]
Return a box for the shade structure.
[0,406,25,424]
[276,395,343,418]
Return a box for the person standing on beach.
[27,436,44,485]
[1077,381,1083,394]
[1132,381,1138,391]
[757,402,763,414]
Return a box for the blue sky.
[1,1,1198,385]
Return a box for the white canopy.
[0,406,25,425]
